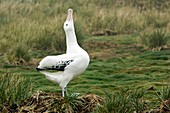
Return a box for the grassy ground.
[1,34,170,110]
[0,0,170,111]
[0,0,170,64]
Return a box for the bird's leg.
[62,86,67,97]
[62,87,65,97]
[65,87,68,96]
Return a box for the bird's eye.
[66,24,68,26]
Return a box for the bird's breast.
[65,51,89,75]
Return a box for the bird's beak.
[66,8,73,21]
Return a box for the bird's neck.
[65,30,80,54]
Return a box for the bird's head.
[63,8,74,32]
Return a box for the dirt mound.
[2,91,104,113]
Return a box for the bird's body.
[36,9,90,97]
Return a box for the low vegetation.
[0,0,170,63]
[0,0,170,112]
[1,90,104,113]
[94,89,146,113]
[1,34,169,112]
[140,28,169,51]
[0,72,33,111]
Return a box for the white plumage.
[36,9,90,97]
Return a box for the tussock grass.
[1,34,170,111]
[94,89,146,113]
[140,28,169,50]
[0,72,33,111]
[157,84,170,102]
[156,84,170,112]
[3,91,103,113]
[0,0,170,112]
[0,0,170,64]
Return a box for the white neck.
[65,29,80,54]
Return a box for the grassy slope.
[2,35,170,99]
[0,35,170,111]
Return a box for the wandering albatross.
[36,9,90,97]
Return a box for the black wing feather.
[47,59,74,71]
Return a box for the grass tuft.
[140,28,169,51]
[94,89,146,113]
[0,71,33,111]
[156,84,170,102]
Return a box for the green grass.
[94,89,146,113]
[0,0,170,65]
[0,72,33,110]
[0,0,170,111]
[1,34,170,110]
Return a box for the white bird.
[36,9,90,97]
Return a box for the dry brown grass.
[2,91,104,113]
[0,0,170,64]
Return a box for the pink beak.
[66,8,73,21]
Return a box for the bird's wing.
[37,54,75,71]
[50,58,74,71]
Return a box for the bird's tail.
[40,71,63,84]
